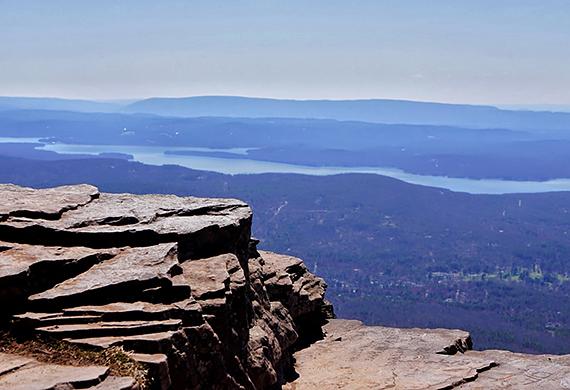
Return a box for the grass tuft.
[0,331,149,388]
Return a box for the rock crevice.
[0,184,331,389]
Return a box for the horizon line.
[4,94,570,110]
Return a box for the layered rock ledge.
[1,184,570,390]
[0,184,331,389]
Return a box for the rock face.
[284,320,570,389]
[2,184,570,390]
[0,352,138,390]
[0,184,331,390]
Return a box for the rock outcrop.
[0,352,138,390]
[284,320,570,389]
[1,184,569,390]
[0,184,331,389]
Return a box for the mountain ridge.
[4,95,570,134]
[123,95,570,133]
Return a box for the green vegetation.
[2,155,570,354]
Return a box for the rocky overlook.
[0,184,331,389]
[0,184,569,389]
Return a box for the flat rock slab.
[0,187,252,260]
[65,331,178,351]
[0,242,104,281]
[63,299,202,323]
[0,242,109,312]
[0,352,109,390]
[0,184,99,221]
[90,376,138,390]
[36,319,182,339]
[29,243,180,308]
[285,320,570,390]
[180,254,234,300]
[0,354,35,377]
[461,349,570,389]
[285,319,492,390]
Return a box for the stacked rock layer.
[0,184,331,390]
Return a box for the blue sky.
[1,0,569,104]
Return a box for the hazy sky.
[1,0,569,104]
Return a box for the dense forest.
[1,152,569,354]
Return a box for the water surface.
[3,138,570,195]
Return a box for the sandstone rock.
[62,299,203,325]
[0,352,124,390]
[461,349,570,389]
[65,330,179,351]
[284,319,570,390]
[13,312,102,328]
[29,244,181,309]
[0,185,331,389]
[0,353,35,376]
[90,376,139,390]
[36,319,183,339]
[131,353,171,390]
[260,251,331,344]
[0,184,99,221]
[0,242,109,315]
[260,251,328,319]
[180,254,231,300]
[0,191,252,263]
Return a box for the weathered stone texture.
[0,352,137,390]
[0,184,330,389]
[284,319,570,389]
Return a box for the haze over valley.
[2,3,570,387]
[2,94,570,354]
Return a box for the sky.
[1,0,569,104]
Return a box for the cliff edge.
[0,184,569,389]
[0,184,331,389]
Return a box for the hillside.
[124,95,570,133]
[1,184,569,389]
[1,155,570,354]
[3,108,570,181]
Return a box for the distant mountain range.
[124,96,570,133]
[0,97,124,113]
[2,102,570,181]
[2,95,570,134]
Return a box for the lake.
[3,139,570,194]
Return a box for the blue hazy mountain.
[124,96,570,134]
[0,97,123,113]
[4,96,570,135]
[3,108,570,180]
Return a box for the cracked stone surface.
[0,188,253,263]
[0,352,137,390]
[0,184,99,221]
[28,243,181,309]
[0,184,331,390]
[284,319,570,390]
